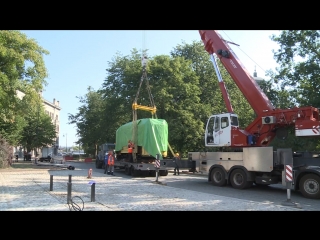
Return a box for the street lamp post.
[35,91,41,164]
[63,133,67,153]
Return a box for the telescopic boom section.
[210,54,233,113]
[199,30,274,116]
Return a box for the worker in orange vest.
[107,150,115,176]
[127,140,134,162]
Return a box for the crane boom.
[200,30,320,147]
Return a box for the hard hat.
[105,152,108,155]
[175,153,179,156]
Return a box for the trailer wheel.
[125,166,130,175]
[211,168,226,186]
[230,169,253,189]
[130,167,139,177]
[299,174,320,199]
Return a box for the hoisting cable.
[220,30,266,73]
[132,31,175,158]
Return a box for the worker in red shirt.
[127,140,134,162]
[107,150,115,176]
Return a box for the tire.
[210,168,227,186]
[159,170,168,176]
[299,174,320,199]
[254,182,270,187]
[140,170,149,177]
[125,166,130,175]
[130,167,139,177]
[230,169,253,189]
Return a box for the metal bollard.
[91,182,95,202]
[67,182,72,204]
[68,174,72,183]
[286,182,291,201]
[50,175,53,191]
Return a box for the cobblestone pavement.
[0,164,304,211]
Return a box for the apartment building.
[14,90,61,158]
[42,97,61,156]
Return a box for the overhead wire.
[220,30,266,74]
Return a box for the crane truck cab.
[205,113,239,146]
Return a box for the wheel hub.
[213,172,222,182]
[305,179,319,194]
[234,173,244,185]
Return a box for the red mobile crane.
[188,30,320,199]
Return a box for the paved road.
[73,161,320,210]
[0,161,308,211]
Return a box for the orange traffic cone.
[87,168,92,178]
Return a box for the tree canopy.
[72,31,320,154]
[268,30,320,150]
[0,30,56,155]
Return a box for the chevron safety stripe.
[285,165,293,182]
[154,160,160,168]
[312,125,320,134]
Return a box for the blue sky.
[20,30,280,148]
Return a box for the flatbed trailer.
[114,156,168,177]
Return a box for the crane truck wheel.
[230,169,253,189]
[210,168,227,186]
[159,170,168,176]
[299,174,320,199]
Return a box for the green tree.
[170,40,255,150]
[268,30,320,150]
[68,87,107,156]
[19,102,57,153]
[0,30,49,146]
[147,54,202,155]
[270,30,320,108]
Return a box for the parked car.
[39,154,52,162]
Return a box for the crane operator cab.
[205,113,239,147]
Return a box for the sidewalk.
[0,162,304,211]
